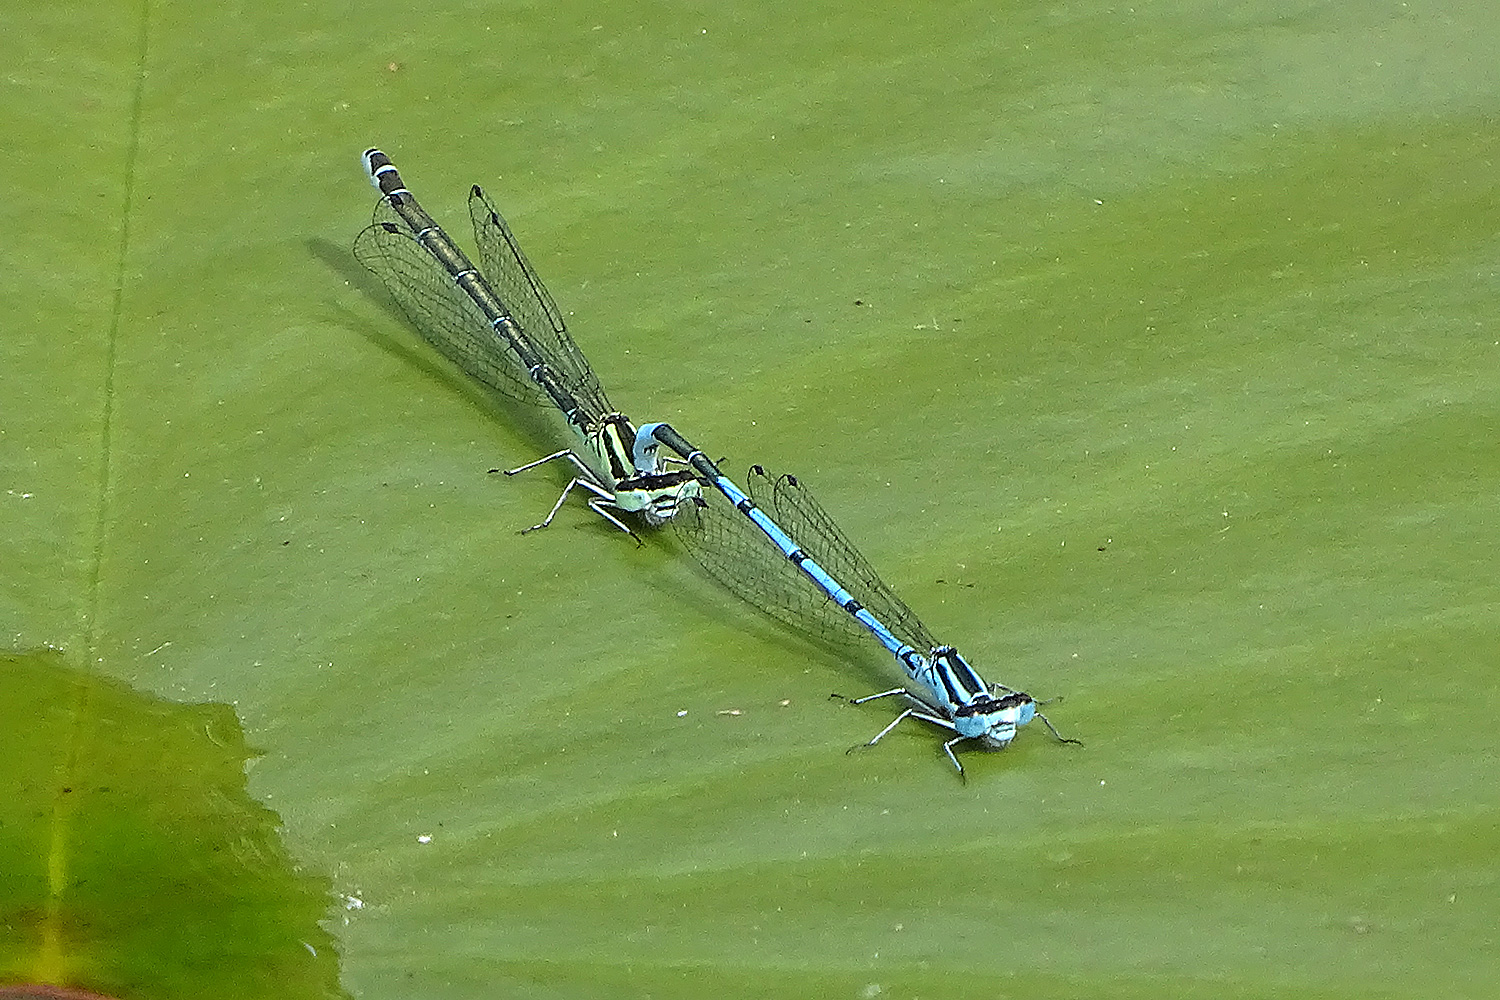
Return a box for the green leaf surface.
[0,650,344,999]
[5,1,1499,998]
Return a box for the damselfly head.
[953,691,1037,747]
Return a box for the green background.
[4,0,1497,997]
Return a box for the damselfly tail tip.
[361,147,390,186]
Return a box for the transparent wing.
[354,215,548,406]
[468,187,613,422]
[673,479,867,646]
[750,467,939,653]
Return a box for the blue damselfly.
[651,434,1080,778]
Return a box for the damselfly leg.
[837,697,971,779]
[499,450,642,541]
[1035,712,1082,744]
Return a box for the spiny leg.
[849,687,913,706]
[586,497,643,544]
[503,448,593,478]
[846,704,957,751]
[941,735,971,782]
[836,689,968,777]
[1036,711,1082,745]
[847,707,919,754]
[519,479,600,536]
[499,449,628,536]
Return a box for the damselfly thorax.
[501,412,700,540]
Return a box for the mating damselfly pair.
[352,148,1078,778]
